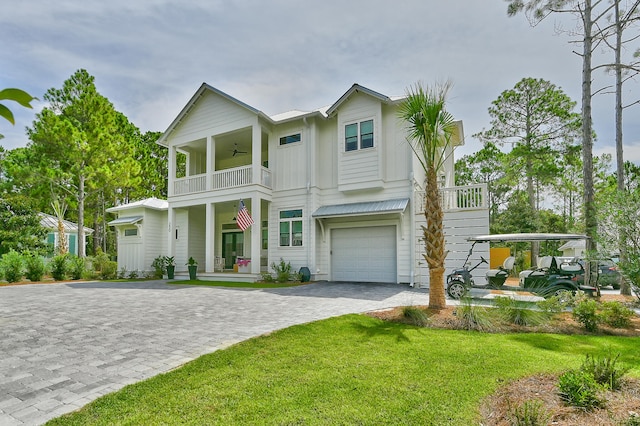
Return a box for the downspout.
[304,116,311,272]
[409,171,416,288]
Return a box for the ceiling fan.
[231,143,247,157]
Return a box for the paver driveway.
[0,280,429,425]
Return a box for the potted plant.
[186,257,198,280]
[164,256,176,279]
[237,258,251,273]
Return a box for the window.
[279,209,303,246]
[279,133,301,145]
[124,228,138,237]
[345,119,374,151]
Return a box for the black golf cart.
[446,233,599,299]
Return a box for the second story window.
[345,119,374,152]
[279,133,301,145]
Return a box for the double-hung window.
[345,119,374,152]
[279,209,303,246]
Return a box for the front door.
[222,232,244,269]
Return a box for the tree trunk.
[77,175,86,258]
[424,168,446,310]
[581,0,598,292]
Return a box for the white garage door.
[331,226,397,283]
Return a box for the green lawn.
[47,315,640,425]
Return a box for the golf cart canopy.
[468,233,588,243]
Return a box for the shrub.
[271,258,293,283]
[581,352,629,391]
[506,399,550,426]
[50,254,68,281]
[91,249,111,274]
[118,267,128,279]
[23,251,45,282]
[572,299,600,332]
[151,255,166,279]
[536,295,567,314]
[128,270,139,279]
[68,255,85,280]
[493,297,547,327]
[454,297,493,331]
[1,250,24,283]
[260,272,275,283]
[557,369,604,409]
[100,261,118,280]
[598,301,633,329]
[401,306,429,326]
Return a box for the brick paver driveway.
[0,280,428,425]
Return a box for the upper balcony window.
[279,133,301,145]
[345,119,374,152]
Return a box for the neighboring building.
[106,198,168,274]
[558,240,586,258]
[109,83,489,285]
[39,213,94,256]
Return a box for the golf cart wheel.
[447,281,466,299]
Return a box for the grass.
[168,280,309,288]
[46,315,640,425]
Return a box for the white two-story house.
[109,83,489,286]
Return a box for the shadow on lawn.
[349,318,414,342]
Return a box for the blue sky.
[1,0,638,163]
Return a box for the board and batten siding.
[336,94,383,191]
[143,209,168,272]
[273,121,308,192]
[169,91,256,144]
[414,208,490,288]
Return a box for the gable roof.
[106,197,168,213]
[39,213,94,234]
[156,83,408,145]
[326,84,400,117]
[156,83,274,146]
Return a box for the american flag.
[236,199,254,231]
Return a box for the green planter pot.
[166,265,175,279]
[188,265,197,280]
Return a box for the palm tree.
[398,81,457,310]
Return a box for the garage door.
[331,226,397,283]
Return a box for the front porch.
[168,197,269,276]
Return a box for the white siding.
[170,92,255,143]
[335,93,383,191]
[414,208,490,288]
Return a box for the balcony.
[172,165,272,196]
[415,184,487,214]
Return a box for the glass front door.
[222,232,244,269]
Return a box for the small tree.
[398,81,457,310]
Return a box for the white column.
[205,202,215,272]
[206,135,214,191]
[250,196,261,274]
[252,124,261,185]
[168,145,175,196]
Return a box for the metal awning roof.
[108,216,143,226]
[312,198,409,218]
[468,233,589,243]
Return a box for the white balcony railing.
[415,183,487,214]
[173,174,207,195]
[212,166,252,189]
[172,166,273,196]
